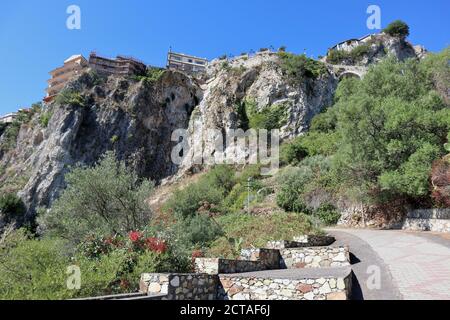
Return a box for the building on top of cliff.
[166,49,208,75]
[329,34,376,52]
[44,54,89,102]
[0,112,17,124]
[88,52,147,77]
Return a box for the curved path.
[327,228,450,300]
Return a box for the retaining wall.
[267,235,335,249]
[402,209,450,232]
[280,246,350,269]
[139,268,352,301]
[140,273,218,300]
[218,268,352,300]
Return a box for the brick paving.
[329,229,450,300]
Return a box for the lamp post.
[247,177,252,214]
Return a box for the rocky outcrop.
[325,33,426,67]
[178,52,338,175]
[1,70,200,219]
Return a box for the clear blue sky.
[1,0,449,114]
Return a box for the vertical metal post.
[247,177,251,214]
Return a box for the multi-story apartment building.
[167,51,208,75]
[88,53,147,76]
[44,54,88,102]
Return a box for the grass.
[207,211,321,258]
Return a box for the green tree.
[330,55,450,202]
[383,20,410,38]
[0,193,25,222]
[39,151,154,244]
[276,166,313,212]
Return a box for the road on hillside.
[327,228,450,300]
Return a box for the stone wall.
[267,235,335,249]
[239,248,280,269]
[140,269,353,301]
[195,249,280,274]
[279,246,350,269]
[140,273,218,300]
[218,269,352,300]
[194,258,265,275]
[402,209,450,232]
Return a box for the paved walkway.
[327,228,450,300]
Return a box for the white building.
[0,112,17,124]
[167,51,208,74]
[330,34,376,52]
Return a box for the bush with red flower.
[75,229,190,295]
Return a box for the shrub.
[244,98,289,130]
[201,165,236,194]
[135,68,165,84]
[174,214,224,250]
[280,138,309,166]
[0,193,25,222]
[164,182,223,218]
[350,44,370,60]
[278,52,328,80]
[55,89,86,108]
[110,135,119,144]
[327,44,370,64]
[39,111,52,128]
[276,167,313,212]
[327,49,348,64]
[236,164,262,184]
[0,108,38,152]
[0,231,72,300]
[39,151,154,244]
[164,165,238,218]
[313,204,341,226]
[383,20,410,38]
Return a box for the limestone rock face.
[177,52,338,176]
[1,70,199,220]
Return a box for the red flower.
[145,237,167,254]
[129,231,142,242]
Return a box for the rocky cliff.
[0,34,426,224]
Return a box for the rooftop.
[64,54,85,63]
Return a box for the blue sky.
[1,0,449,114]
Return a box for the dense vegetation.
[278,51,328,80]
[134,67,165,84]
[327,43,372,65]
[39,152,155,244]
[383,20,410,38]
[0,103,42,152]
[54,89,86,108]
[237,98,289,131]
[281,48,450,208]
